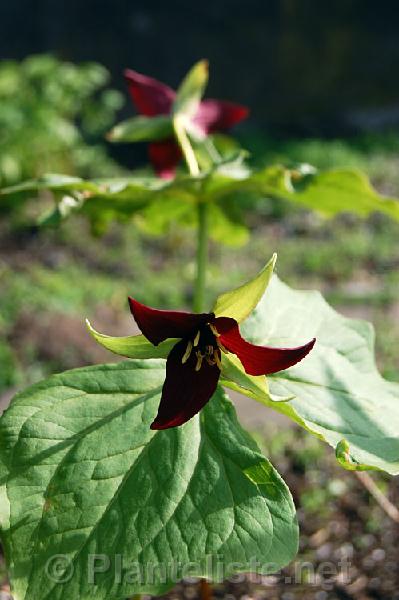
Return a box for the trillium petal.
[128,297,212,345]
[193,99,249,134]
[148,141,182,179]
[151,339,221,429]
[124,69,175,116]
[214,317,315,376]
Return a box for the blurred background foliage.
[0,54,125,188]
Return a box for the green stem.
[173,116,209,312]
[193,201,209,312]
[174,116,200,176]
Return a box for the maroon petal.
[151,339,221,429]
[148,141,182,179]
[193,99,249,134]
[124,68,175,116]
[129,297,212,345]
[214,317,315,376]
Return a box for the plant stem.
[174,116,209,312]
[355,471,399,523]
[193,201,209,312]
[199,578,213,600]
[174,116,200,176]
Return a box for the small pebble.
[334,542,354,559]
[316,543,332,560]
[360,533,375,548]
[371,547,385,561]
[368,577,380,589]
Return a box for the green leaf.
[205,164,289,202]
[206,203,249,247]
[86,320,177,359]
[213,254,276,322]
[3,162,398,242]
[288,168,399,220]
[205,164,399,222]
[135,194,249,246]
[107,115,173,143]
[0,361,297,599]
[173,60,208,119]
[38,194,85,227]
[136,197,193,235]
[241,276,399,475]
[0,173,100,197]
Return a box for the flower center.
[181,323,227,371]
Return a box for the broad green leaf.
[205,165,399,222]
[0,173,100,197]
[288,168,399,220]
[213,254,276,322]
[206,203,249,247]
[0,361,297,599]
[173,60,208,119]
[204,164,289,202]
[241,276,399,475]
[81,177,194,225]
[86,320,178,359]
[2,163,397,241]
[107,115,173,143]
[136,196,249,246]
[136,196,193,235]
[38,194,85,227]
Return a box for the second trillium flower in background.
[87,255,315,430]
[124,64,248,178]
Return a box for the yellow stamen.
[195,351,203,371]
[214,350,222,370]
[216,339,229,354]
[193,330,201,346]
[181,340,193,364]
[209,323,220,337]
[206,345,213,356]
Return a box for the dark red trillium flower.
[129,297,315,430]
[124,68,249,179]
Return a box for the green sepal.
[86,319,177,359]
[220,353,294,405]
[213,254,276,322]
[220,353,271,402]
[173,59,208,119]
[107,115,173,143]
